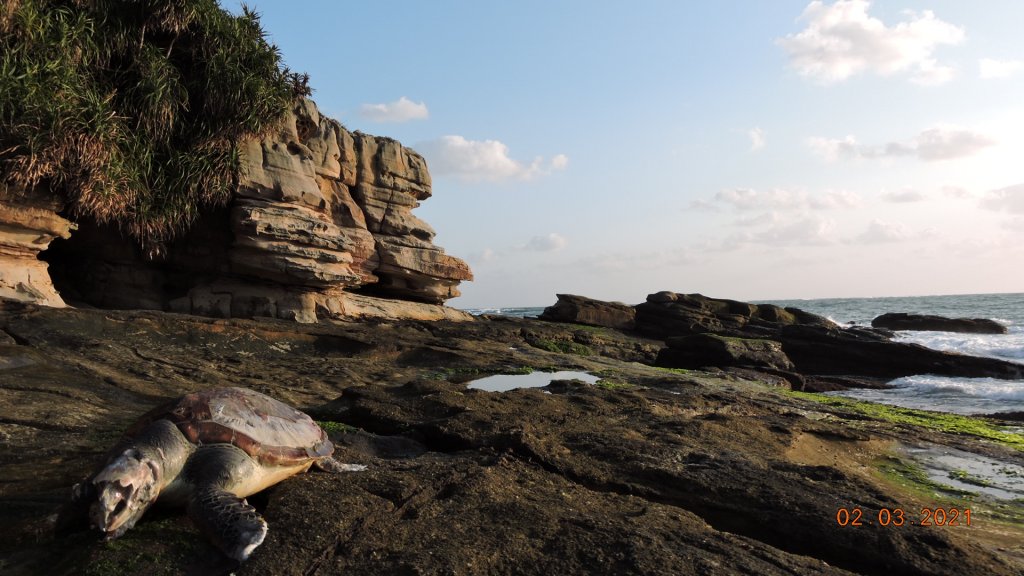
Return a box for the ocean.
[463,293,1024,416]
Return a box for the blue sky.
[228,1,1024,308]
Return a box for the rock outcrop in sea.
[543,292,1024,389]
[872,312,1008,334]
[0,99,472,323]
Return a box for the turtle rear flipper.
[315,456,367,473]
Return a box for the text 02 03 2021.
[835,507,971,527]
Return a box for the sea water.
[764,293,1024,416]
[464,293,1024,415]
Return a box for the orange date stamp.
[836,507,971,527]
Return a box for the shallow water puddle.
[903,444,1024,500]
[467,371,599,392]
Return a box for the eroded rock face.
[231,100,469,297]
[0,187,74,307]
[171,98,471,320]
[4,99,472,323]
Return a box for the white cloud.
[914,128,996,160]
[980,184,1024,214]
[777,0,964,84]
[808,127,995,162]
[809,189,863,209]
[524,233,568,252]
[716,215,838,250]
[417,135,568,181]
[715,188,803,211]
[550,154,570,170]
[880,188,925,203]
[358,96,429,123]
[807,135,860,162]
[979,58,1024,80]
[749,127,766,151]
[910,59,956,86]
[752,216,837,246]
[466,248,496,265]
[855,219,913,244]
[709,187,861,211]
[941,186,970,198]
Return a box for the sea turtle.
[58,387,363,561]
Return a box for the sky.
[226,1,1024,309]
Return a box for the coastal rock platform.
[1,302,1022,575]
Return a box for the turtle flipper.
[188,486,267,562]
[315,456,367,473]
[183,444,267,561]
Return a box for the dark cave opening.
[40,206,235,310]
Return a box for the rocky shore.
[2,298,1023,575]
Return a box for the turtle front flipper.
[183,445,268,562]
[188,486,267,562]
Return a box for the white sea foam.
[895,326,1024,364]
[831,375,1024,415]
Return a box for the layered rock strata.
[0,186,74,307]
[2,99,472,323]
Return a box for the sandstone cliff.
[0,99,472,322]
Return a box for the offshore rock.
[541,291,1024,388]
[872,312,1008,334]
[634,291,835,338]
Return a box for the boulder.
[872,313,1008,334]
[539,294,636,330]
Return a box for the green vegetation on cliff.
[0,0,308,254]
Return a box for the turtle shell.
[130,387,333,466]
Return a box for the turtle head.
[88,448,162,539]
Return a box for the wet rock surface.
[1,303,1023,575]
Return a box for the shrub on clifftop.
[0,0,309,255]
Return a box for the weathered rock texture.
[539,293,636,329]
[0,187,74,307]
[634,291,835,339]
[658,333,795,371]
[6,99,472,323]
[872,313,1008,334]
